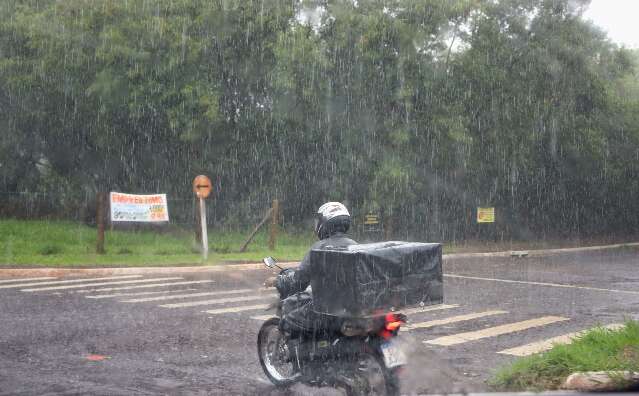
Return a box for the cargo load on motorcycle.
[310,241,443,317]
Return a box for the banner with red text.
[110,192,169,222]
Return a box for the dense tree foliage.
[1,0,637,239]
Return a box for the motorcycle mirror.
[263,256,277,268]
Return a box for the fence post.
[268,199,279,251]
[239,207,273,253]
[108,192,114,232]
[96,192,106,254]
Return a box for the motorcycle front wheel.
[257,317,299,387]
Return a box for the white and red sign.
[110,192,169,222]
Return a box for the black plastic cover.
[310,241,443,317]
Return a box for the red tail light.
[385,320,402,331]
[385,313,403,331]
[379,313,405,339]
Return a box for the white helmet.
[315,202,351,239]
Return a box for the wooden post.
[268,199,279,251]
[96,192,105,254]
[108,193,114,232]
[239,208,273,253]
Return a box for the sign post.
[477,207,496,241]
[193,175,212,261]
[362,211,382,242]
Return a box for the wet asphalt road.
[0,249,638,395]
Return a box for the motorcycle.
[257,256,407,396]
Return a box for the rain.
[1,0,638,395]
[2,0,637,240]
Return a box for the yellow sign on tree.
[477,207,495,223]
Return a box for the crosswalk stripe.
[0,277,57,284]
[248,303,462,322]
[250,314,276,321]
[159,294,273,309]
[497,323,624,356]
[249,304,462,322]
[399,304,460,315]
[424,316,570,346]
[80,280,214,293]
[122,289,254,303]
[0,275,142,289]
[21,277,183,292]
[405,310,508,331]
[86,288,199,299]
[203,304,271,315]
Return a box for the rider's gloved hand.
[263,276,278,288]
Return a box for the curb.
[0,242,637,277]
[0,261,301,278]
[444,242,639,259]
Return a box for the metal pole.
[194,196,202,243]
[199,197,208,260]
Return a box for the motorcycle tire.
[346,348,401,396]
[257,317,299,387]
[385,366,402,396]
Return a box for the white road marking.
[0,275,142,289]
[399,304,460,315]
[424,316,570,346]
[249,304,462,322]
[85,288,199,299]
[121,289,254,303]
[81,280,215,292]
[159,294,273,309]
[497,323,624,356]
[0,277,57,284]
[405,310,508,331]
[204,304,271,315]
[445,274,639,295]
[250,314,277,321]
[21,277,183,292]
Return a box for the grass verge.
[490,320,639,391]
[0,219,314,267]
[2,219,635,267]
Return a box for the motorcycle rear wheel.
[343,350,401,396]
[257,317,299,387]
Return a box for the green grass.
[490,320,639,391]
[0,219,314,267]
[3,219,632,267]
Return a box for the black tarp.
[310,241,443,317]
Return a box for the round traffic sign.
[192,175,213,199]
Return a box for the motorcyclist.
[265,202,357,333]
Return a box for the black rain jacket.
[276,232,357,298]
